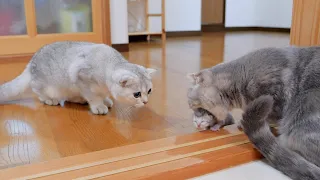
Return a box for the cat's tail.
[0,64,32,103]
[241,95,320,180]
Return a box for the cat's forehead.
[188,84,206,94]
[188,84,220,101]
[187,85,201,98]
[129,76,152,92]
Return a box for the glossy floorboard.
[0,125,261,180]
[0,31,290,170]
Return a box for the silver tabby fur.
[0,41,156,114]
[187,46,320,179]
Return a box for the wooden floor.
[0,126,262,180]
[0,31,290,171]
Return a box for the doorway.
[0,0,111,56]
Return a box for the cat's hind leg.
[31,85,62,106]
[287,127,320,168]
[40,98,60,106]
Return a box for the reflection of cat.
[187,46,320,179]
[0,41,156,115]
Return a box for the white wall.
[225,0,257,27]
[225,0,293,28]
[110,0,128,44]
[111,0,202,44]
[165,0,202,32]
[255,0,293,28]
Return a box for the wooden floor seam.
[0,131,260,180]
[12,132,245,180]
[75,140,250,180]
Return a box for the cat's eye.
[133,92,141,98]
[148,88,152,94]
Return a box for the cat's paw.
[236,120,244,131]
[90,104,109,115]
[210,124,222,131]
[104,97,113,108]
[42,99,60,106]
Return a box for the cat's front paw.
[104,97,113,108]
[210,124,222,131]
[237,121,244,131]
[90,104,109,115]
[42,99,60,106]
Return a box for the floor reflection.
[0,31,290,169]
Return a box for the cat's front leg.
[87,95,109,115]
[210,113,235,131]
[75,73,109,115]
[210,121,225,131]
[90,103,109,115]
[104,97,113,108]
[80,89,109,115]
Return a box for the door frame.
[0,0,111,56]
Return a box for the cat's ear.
[186,72,203,84]
[146,68,157,76]
[112,70,138,87]
[118,76,137,87]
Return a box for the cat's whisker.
[117,105,134,122]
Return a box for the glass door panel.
[0,0,110,56]
[35,0,93,34]
[0,0,27,36]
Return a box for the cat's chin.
[196,127,210,131]
[134,104,145,108]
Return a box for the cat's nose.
[143,101,148,104]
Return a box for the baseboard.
[112,44,129,52]
[202,24,225,32]
[128,31,201,43]
[166,31,202,37]
[129,35,149,43]
[225,27,291,33]
[202,24,290,33]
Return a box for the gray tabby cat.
[187,46,320,180]
[0,41,156,115]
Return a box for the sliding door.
[290,0,320,46]
[0,0,110,56]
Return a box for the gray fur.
[0,41,156,114]
[187,46,320,179]
[193,108,234,131]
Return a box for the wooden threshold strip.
[76,140,249,180]
[0,126,261,180]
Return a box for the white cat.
[0,41,156,115]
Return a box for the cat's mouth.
[197,126,210,131]
[134,103,145,108]
[194,121,212,130]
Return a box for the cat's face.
[111,67,157,107]
[193,108,215,130]
[187,70,230,121]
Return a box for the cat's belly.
[44,85,82,100]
